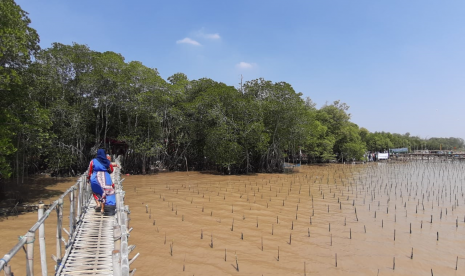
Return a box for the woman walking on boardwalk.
[87,149,114,213]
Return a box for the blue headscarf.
[96,149,111,168]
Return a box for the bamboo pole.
[38,204,47,276]
[69,188,76,234]
[121,226,130,274]
[3,264,12,276]
[26,230,35,276]
[77,178,82,219]
[56,198,63,266]
[113,250,122,276]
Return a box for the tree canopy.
[1,0,463,190]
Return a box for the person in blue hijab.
[87,149,114,213]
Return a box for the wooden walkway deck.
[57,200,115,275]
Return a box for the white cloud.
[194,29,221,40]
[203,33,221,40]
[236,62,255,69]
[176,37,201,46]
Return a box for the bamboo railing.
[0,157,137,275]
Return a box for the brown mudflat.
[1,162,465,275]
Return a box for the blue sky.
[17,0,465,140]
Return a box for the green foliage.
[0,0,42,180]
[1,0,464,179]
[0,0,39,88]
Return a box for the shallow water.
[1,162,465,275]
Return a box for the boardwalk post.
[3,264,12,276]
[56,198,63,266]
[26,230,35,276]
[38,204,47,276]
[121,226,129,275]
[76,177,83,218]
[125,205,130,229]
[69,188,76,234]
[114,225,122,252]
[113,250,122,276]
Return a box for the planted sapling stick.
[210,234,213,248]
[235,252,239,271]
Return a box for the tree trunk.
[142,154,146,175]
[246,148,249,174]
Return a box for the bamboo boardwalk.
[56,200,116,275]
[1,157,137,276]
